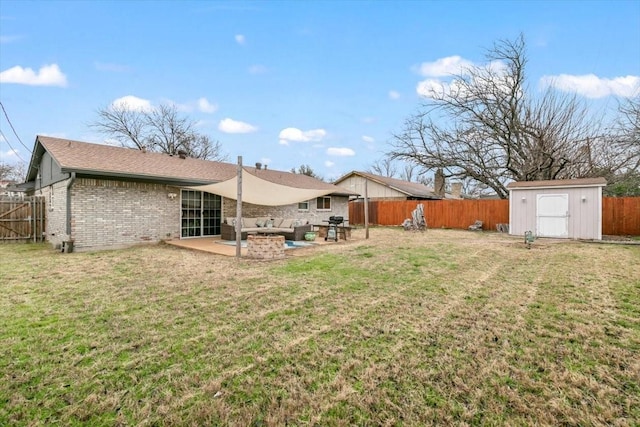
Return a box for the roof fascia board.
[508,183,606,191]
[68,169,220,186]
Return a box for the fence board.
[602,197,640,236]
[350,199,509,231]
[349,197,640,236]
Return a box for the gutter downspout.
[66,172,76,237]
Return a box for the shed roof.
[27,136,355,195]
[507,177,607,190]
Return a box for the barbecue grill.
[325,216,344,242]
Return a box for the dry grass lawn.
[1,228,639,426]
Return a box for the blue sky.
[1,0,639,181]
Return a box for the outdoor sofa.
[221,217,312,241]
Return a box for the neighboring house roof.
[27,136,355,195]
[507,177,607,189]
[333,170,443,199]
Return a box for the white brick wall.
[39,177,349,250]
[222,195,350,225]
[41,180,70,248]
[70,178,180,250]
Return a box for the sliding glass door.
[181,190,221,238]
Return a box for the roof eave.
[66,168,221,186]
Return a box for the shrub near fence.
[349,197,640,236]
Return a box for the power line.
[0,101,31,153]
[0,128,28,164]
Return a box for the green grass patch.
[1,230,639,425]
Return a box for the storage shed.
[507,178,607,240]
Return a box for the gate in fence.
[0,196,46,242]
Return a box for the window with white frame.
[298,200,310,211]
[316,196,331,210]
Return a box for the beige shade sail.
[186,168,335,206]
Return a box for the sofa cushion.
[272,217,284,228]
[280,218,294,228]
[255,219,266,228]
[243,217,257,228]
[227,217,238,226]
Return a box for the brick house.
[25,136,355,251]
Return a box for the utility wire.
[0,128,28,164]
[0,101,31,153]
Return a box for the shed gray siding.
[509,185,603,240]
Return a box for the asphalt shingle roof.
[31,136,354,194]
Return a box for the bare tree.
[291,164,323,181]
[0,162,26,181]
[91,103,226,161]
[600,96,640,195]
[368,158,398,177]
[388,35,601,198]
[368,157,431,183]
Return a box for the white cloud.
[111,95,153,112]
[362,135,375,143]
[324,160,335,167]
[278,127,326,145]
[218,118,257,134]
[248,64,268,74]
[388,90,400,100]
[235,34,246,45]
[0,148,19,161]
[416,79,449,98]
[0,63,67,87]
[327,147,355,157]
[197,97,218,113]
[540,74,640,98]
[415,55,473,77]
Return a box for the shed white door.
[536,194,569,238]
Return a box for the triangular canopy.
[186,168,336,206]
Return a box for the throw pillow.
[255,219,265,228]
[265,219,274,228]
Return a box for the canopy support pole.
[235,156,243,258]
[364,179,369,239]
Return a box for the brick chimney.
[434,168,445,197]
[451,182,462,199]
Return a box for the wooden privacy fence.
[0,196,46,242]
[349,197,640,236]
[602,197,640,236]
[349,199,509,232]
